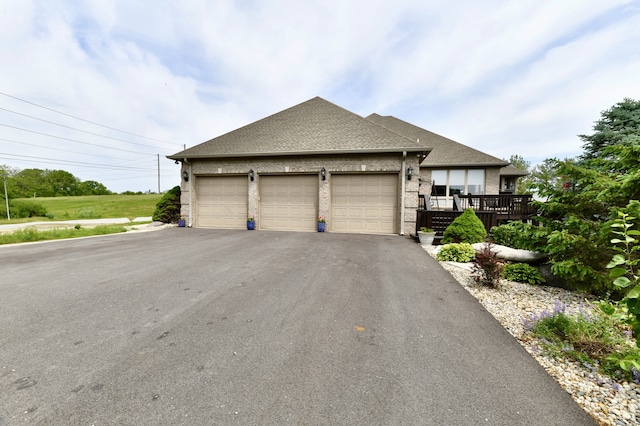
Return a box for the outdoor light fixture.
[174,160,179,165]
[321,167,326,181]
[249,169,255,181]
[182,170,189,182]
[418,177,423,186]
[407,165,413,180]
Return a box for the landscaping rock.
[471,243,547,264]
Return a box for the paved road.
[0,229,594,425]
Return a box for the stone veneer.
[180,153,421,236]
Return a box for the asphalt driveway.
[0,229,594,425]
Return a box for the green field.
[0,194,163,224]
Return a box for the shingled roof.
[365,114,508,168]
[168,97,429,159]
[499,165,529,176]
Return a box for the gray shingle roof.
[365,114,509,168]
[500,165,529,176]
[168,97,428,159]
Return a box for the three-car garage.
[193,173,399,234]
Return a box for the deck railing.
[453,194,536,216]
[416,194,537,244]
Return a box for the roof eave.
[420,161,509,168]
[168,147,431,161]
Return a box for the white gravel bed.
[424,246,639,426]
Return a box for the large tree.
[525,98,640,294]
[6,167,112,198]
[45,170,80,196]
[579,97,640,170]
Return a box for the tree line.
[0,166,111,198]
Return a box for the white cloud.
[0,0,639,191]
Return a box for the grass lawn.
[0,194,163,224]
[0,225,130,245]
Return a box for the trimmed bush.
[436,243,476,262]
[442,208,487,244]
[503,263,546,285]
[152,186,181,223]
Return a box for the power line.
[0,122,153,155]
[0,153,157,171]
[0,106,177,150]
[0,137,152,162]
[0,91,179,146]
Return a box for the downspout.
[184,158,193,227]
[400,151,406,236]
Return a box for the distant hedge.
[0,200,48,218]
[152,186,181,223]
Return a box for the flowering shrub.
[317,216,326,223]
[523,300,640,383]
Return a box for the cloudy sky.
[1,0,639,193]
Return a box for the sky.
[1,0,639,194]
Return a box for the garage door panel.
[331,174,397,234]
[260,175,317,231]
[196,176,247,229]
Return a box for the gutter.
[181,158,193,228]
[167,147,431,160]
[400,151,406,236]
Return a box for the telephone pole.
[3,175,10,220]
[157,154,161,194]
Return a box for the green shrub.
[3,200,48,218]
[152,186,181,223]
[489,221,547,251]
[503,263,546,285]
[526,301,639,383]
[442,208,487,244]
[471,243,504,288]
[436,243,476,262]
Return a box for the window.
[431,170,447,196]
[449,170,465,196]
[467,170,485,195]
[428,169,485,208]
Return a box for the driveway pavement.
[0,229,594,425]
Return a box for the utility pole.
[157,154,161,194]
[3,175,10,220]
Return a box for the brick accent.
[182,153,419,236]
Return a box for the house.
[168,97,526,236]
[365,114,526,208]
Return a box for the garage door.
[196,176,247,229]
[331,174,398,234]
[260,175,317,231]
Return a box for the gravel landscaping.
[423,245,639,426]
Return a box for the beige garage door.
[196,176,247,229]
[260,175,318,231]
[331,174,398,234]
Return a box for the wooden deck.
[416,194,537,244]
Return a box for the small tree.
[442,208,487,244]
[152,186,181,223]
[471,242,504,288]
